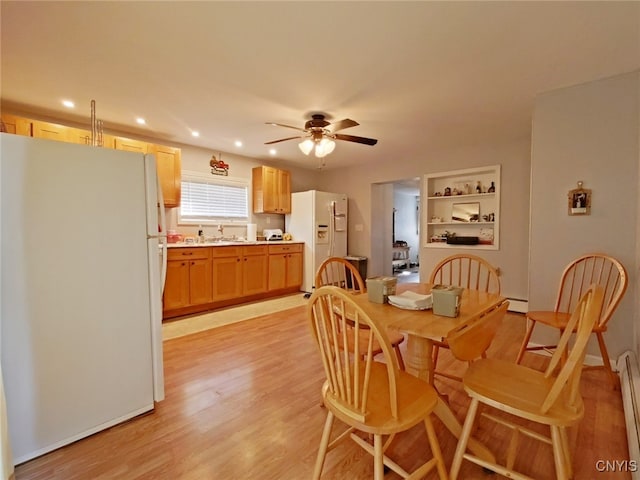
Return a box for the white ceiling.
[2,2,638,171]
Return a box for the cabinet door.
[151,144,182,207]
[285,252,303,288]
[212,256,243,301]
[262,166,280,213]
[66,127,91,146]
[163,260,190,311]
[243,254,268,295]
[189,258,213,305]
[277,169,291,213]
[115,136,149,153]
[1,114,31,135]
[268,254,287,291]
[32,120,69,142]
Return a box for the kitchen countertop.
[167,240,303,248]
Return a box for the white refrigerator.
[0,133,167,463]
[285,190,348,293]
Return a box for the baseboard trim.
[524,343,607,367]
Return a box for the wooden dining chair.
[515,253,627,388]
[428,254,501,382]
[450,285,604,480]
[315,257,406,370]
[308,286,449,480]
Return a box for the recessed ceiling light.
[269,149,277,155]
[62,100,74,108]
[136,118,146,125]
[234,140,243,148]
[191,131,200,137]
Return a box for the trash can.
[344,255,367,289]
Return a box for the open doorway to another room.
[392,179,420,283]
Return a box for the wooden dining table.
[349,282,507,464]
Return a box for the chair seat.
[463,358,584,426]
[528,310,607,333]
[324,361,439,435]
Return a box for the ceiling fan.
[265,114,378,158]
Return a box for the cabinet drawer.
[268,243,303,254]
[243,245,268,256]
[167,247,210,260]
[210,246,243,257]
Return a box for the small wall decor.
[210,154,229,176]
[568,181,591,215]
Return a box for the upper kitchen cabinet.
[0,113,31,135]
[114,136,149,153]
[252,166,291,214]
[150,144,181,208]
[424,165,501,250]
[67,126,115,149]
[32,120,70,142]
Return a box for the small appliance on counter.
[263,228,283,241]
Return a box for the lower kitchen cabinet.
[268,244,303,291]
[212,245,269,301]
[163,247,212,314]
[163,243,303,319]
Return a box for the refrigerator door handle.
[155,168,168,294]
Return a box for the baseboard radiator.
[506,298,528,314]
[618,351,640,479]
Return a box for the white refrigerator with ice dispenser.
[0,133,166,463]
[285,190,348,293]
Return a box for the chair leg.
[515,318,537,364]
[450,397,480,480]
[394,345,406,371]
[432,344,441,371]
[313,411,335,480]
[551,426,569,480]
[559,426,573,479]
[595,331,619,389]
[424,416,448,480]
[374,434,384,480]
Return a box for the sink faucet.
[217,224,224,236]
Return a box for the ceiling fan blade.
[328,118,359,133]
[264,136,302,145]
[266,122,307,133]
[334,133,378,146]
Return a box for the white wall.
[317,138,531,301]
[529,71,639,359]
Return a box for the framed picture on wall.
[568,182,591,215]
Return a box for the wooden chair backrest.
[316,257,366,294]
[446,301,509,362]
[429,254,501,295]
[308,286,400,422]
[553,253,627,329]
[541,284,604,414]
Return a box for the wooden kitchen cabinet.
[150,143,181,207]
[114,136,149,153]
[32,120,70,142]
[211,245,268,301]
[252,166,291,214]
[0,113,31,135]
[242,245,269,295]
[268,244,303,291]
[163,247,212,314]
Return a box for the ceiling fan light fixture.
[298,138,314,155]
[315,138,335,158]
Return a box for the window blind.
[180,177,248,223]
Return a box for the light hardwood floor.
[15,306,630,479]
